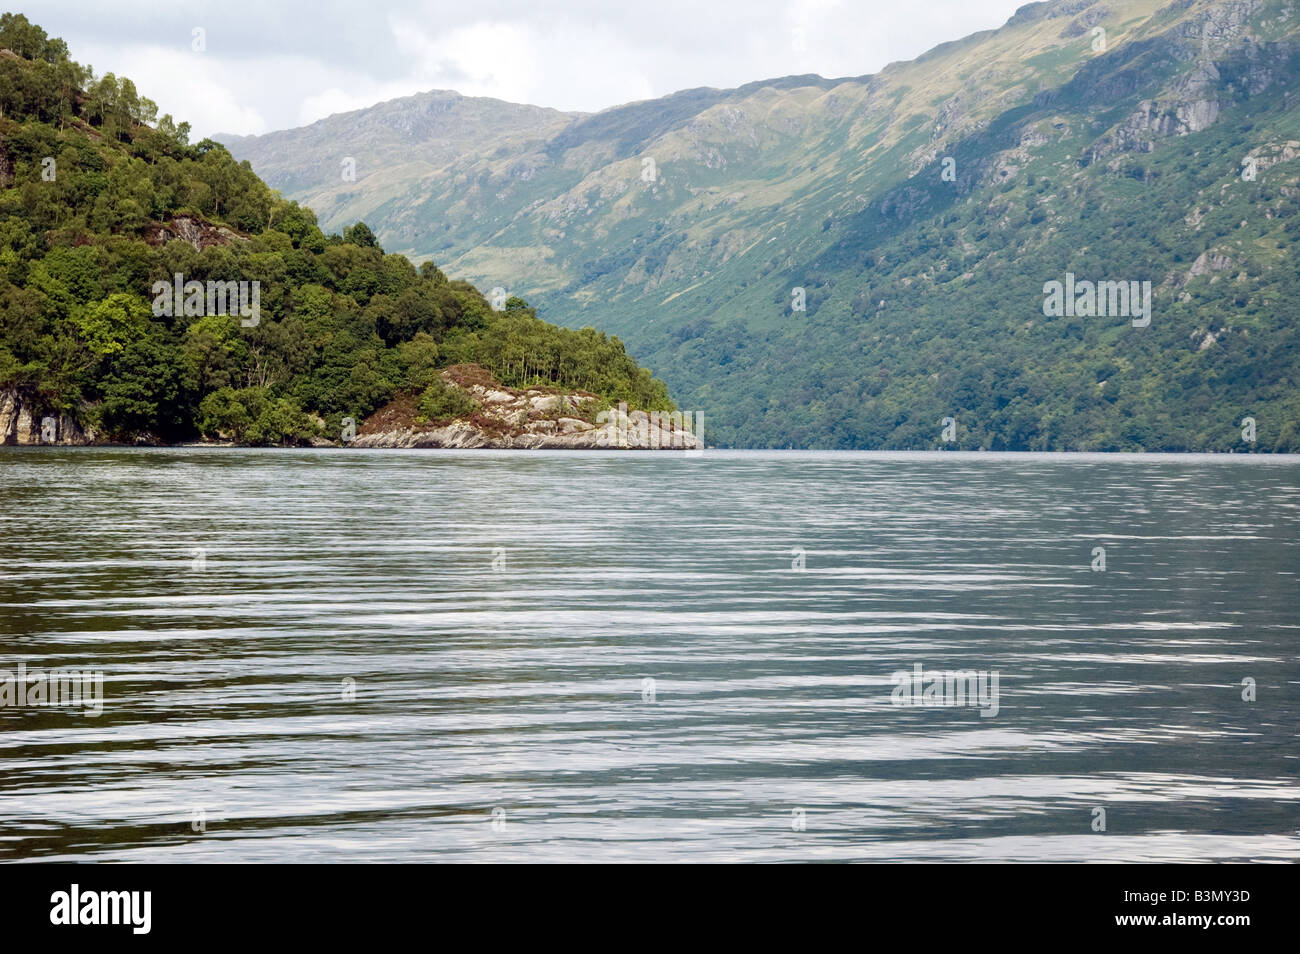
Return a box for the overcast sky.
[13,0,1027,138]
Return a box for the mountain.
[0,13,676,447]
[220,0,1300,451]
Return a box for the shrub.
[417,377,479,422]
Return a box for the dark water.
[1,448,1297,862]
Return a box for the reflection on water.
[1,448,1297,862]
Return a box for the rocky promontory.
[353,365,701,450]
[0,365,702,450]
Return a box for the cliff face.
[353,366,702,450]
[0,390,97,445]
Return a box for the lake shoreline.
[5,445,1297,459]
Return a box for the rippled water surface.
[1,448,1298,862]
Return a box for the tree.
[71,293,150,356]
[0,13,66,62]
[343,222,380,249]
[101,337,187,439]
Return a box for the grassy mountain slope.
[222,0,1300,451]
[0,14,673,446]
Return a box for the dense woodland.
[658,83,1300,452]
[0,14,672,444]
[593,14,1300,452]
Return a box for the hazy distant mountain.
[220,0,1300,450]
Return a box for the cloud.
[11,0,1029,137]
[67,40,271,137]
[389,16,657,112]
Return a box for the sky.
[12,0,1029,139]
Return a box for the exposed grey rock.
[15,404,32,443]
[144,214,245,251]
[1061,4,1110,38]
[354,369,701,450]
[0,390,97,445]
[1190,250,1233,277]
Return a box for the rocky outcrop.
[1189,249,1233,277]
[0,389,97,445]
[1060,4,1110,38]
[1245,140,1300,173]
[353,365,702,450]
[1042,0,1276,162]
[1108,92,1221,153]
[0,390,32,444]
[142,215,245,251]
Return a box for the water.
[1,448,1297,862]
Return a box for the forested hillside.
[0,13,672,445]
[224,0,1300,451]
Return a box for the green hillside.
[222,0,1300,451]
[0,13,672,446]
